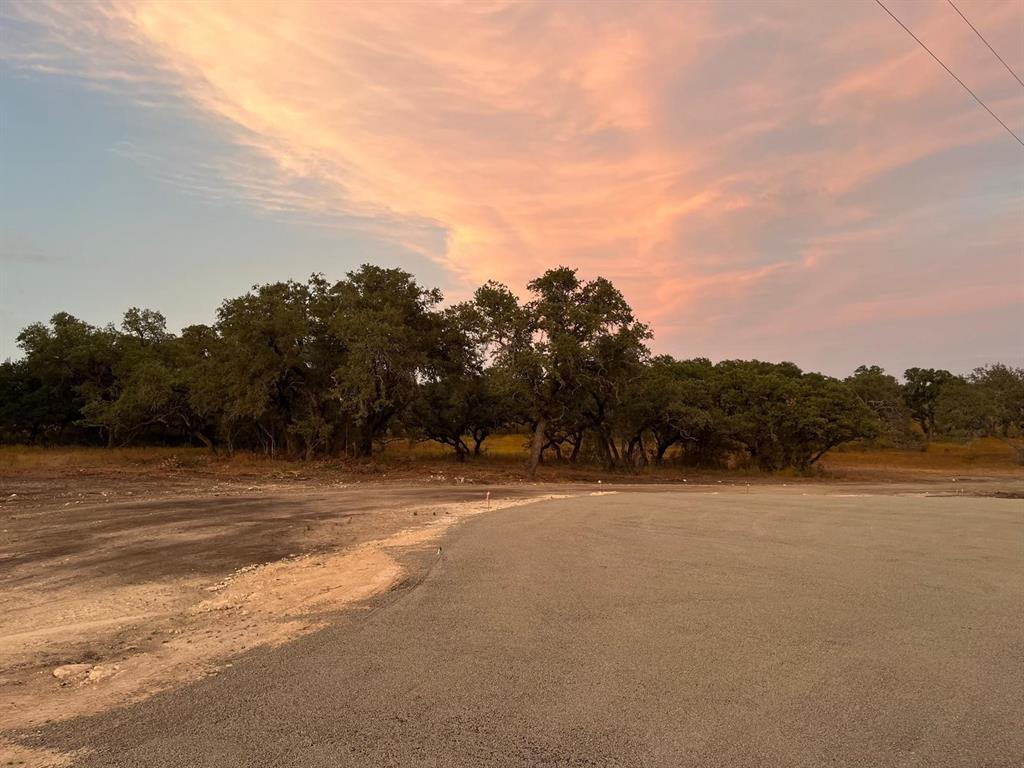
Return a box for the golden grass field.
[0,435,1020,479]
[0,434,523,472]
[824,436,1023,472]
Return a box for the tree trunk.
[598,429,617,470]
[258,424,276,457]
[635,433,648,468]
[472,430,487,455]
[655,439,670,465]
[193,431,216,454]
[608,433,621,464]
[569,432,582,463]
[528,417,546,478]
[355,428,374,458]
[625,434,643,463]
[808,442,837,465]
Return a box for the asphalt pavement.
[31,490,1024,767]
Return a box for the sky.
[1,0,1021,376]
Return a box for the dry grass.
[380,433,527,460]
[1,436,1020,481]
[0,445,307,476]
[823,437,1022,473]
[0,433,531,471]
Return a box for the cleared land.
[1,460,1021,766]
[0,482,567,740]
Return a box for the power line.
[947,0,1024,90]
[873,0,1024,148]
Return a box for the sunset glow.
[2,0,1021,373]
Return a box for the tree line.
[2,265,1021,473]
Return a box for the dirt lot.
[0,459,1021,766]
[0,472,578,764]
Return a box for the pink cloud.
[3,0,1021,372]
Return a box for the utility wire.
[947,0,1024,90]
[874,0,1024,148]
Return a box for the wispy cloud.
[0,233,51,264]
[3,0,1021,369]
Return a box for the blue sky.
[1,1,1021,376]
[0,70,450,360]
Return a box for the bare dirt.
[1,465,1020,767]
[0,474,573,766]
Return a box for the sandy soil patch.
[0,738,79,768]
[0,491,570,766]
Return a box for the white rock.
[52,663,91,682]
[87,665,118,683]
